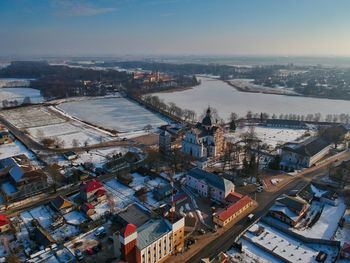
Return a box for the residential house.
[51,196,74,214]
[269,194,310,226]
[116,203,151,227]
[0,214,10,233]
[182,107,224,159]
[159,124,184,155]
[79,179,106,203]
[0,154,48,200]
[281,137,331,169]
[341,243,350,259]
[213,194,254,227]
[0,130,10,145]
[153,183,173,201]
[320,124,349,145]
[330,159,350,185]
[81,202,95,216]
[186,168,235,202]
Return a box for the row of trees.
[229,110,350,124]
[1,97,32,108]
[143,95,197,123]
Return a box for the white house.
[281,137,331,169]
[186,168,235,202]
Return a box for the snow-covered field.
[0,106,113,148]
[57,97,168,133]
[0,107,65,129]
[226,126,311,148]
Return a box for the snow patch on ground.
[226,126,311,148]
[0,139,37,160]
[293,200,346,240]
[63,211,87,225]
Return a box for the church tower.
[202,107,213,130]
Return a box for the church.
[182,107,225,159]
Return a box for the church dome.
[202,107,213,127]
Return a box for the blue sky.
[0,0,350,56]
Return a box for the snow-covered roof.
[188,167,235,193]
[270,204,300,221]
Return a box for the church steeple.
[202,106,213,129]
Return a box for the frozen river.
[153,77,350,120]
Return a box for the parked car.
[247,213,255,221]
[94,226,106,238]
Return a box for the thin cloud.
[52,0,117,17]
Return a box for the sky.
[0,0,350,57]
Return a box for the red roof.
[215,196,253,222]
[173,193,188,203]
[80,179,103,193]
[343,243,350,253]
[225,192,243,203]
[0,214,9,227]
[95,189,106,197]
[121,223,137,237]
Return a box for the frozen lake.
[153,77,350,120]
[58,97,168,133]
[0,87,43,106]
